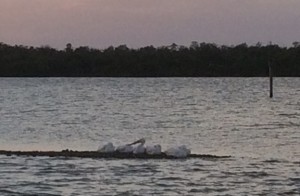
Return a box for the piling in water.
[269,61,273,98]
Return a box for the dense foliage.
[0,42,299,77]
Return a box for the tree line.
[0,42,299,77]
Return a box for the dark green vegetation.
[0,42,299,77]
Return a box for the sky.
[0,0,300,49]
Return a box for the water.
[0,78,299,195]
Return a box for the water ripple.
[0,78,299,195]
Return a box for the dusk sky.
[1,0,300,49]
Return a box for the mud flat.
[0,150,231,159]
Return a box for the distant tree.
[292,42,300,48]
[0,42,299,77]
[115,44,130,51]
[65,43,73,53]
[190,41,199,50]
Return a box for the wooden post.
[269,61,273,98]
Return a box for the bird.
[146,144,162,155]
[129,138,146,154]
[165,145,191,158]
[115,144,134,153]
[98,142,115,153]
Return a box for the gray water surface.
[0,78,299,195]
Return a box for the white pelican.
[129,138,146,154]
[115,144,134,153]
[146,144,162,155]
[165,145,191,158]
[98,142,115,153]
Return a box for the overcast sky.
[0,0,300,49]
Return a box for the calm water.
[0,78,299,195]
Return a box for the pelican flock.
[97,138,191,158]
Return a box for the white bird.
[146,144,162,155]
[179,145,191,155]
[115,144,134,153]
[165,145,191,158]
[98,142,115,153]
[129,138,146,154]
